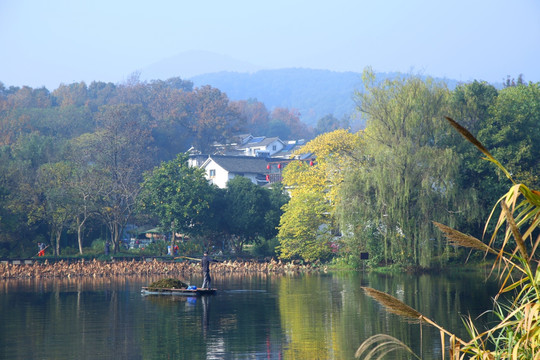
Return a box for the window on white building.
[209,169,216,177]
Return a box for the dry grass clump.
[148,278,188,289]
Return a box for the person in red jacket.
[38,243,47,257]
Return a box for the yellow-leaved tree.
[277,129,363,261]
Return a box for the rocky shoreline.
[0,258,325,279]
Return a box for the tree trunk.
[77,216,84,255]
[170,231,175,256]
[55,228,62,256]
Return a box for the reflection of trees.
[0,273,498,359]
[276,272,498,359]
[0,276,150,359]
[278,274,347,359]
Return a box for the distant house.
[235,136,285,157]
[188,136,313,188]
[201,155,272,188]
[273,139,308,159]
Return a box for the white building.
[235,137,285,157]
[201,155,273,188]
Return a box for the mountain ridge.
[139,51,462,126]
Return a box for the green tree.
[35,161,77,255]
[315,114,350,135]
[447,80,499,236]
[63,138,108,254]
[7,133,64,254]
[221,177,274,254]
[479,82,540,189]
[139,153,216,247]
[346,69,469,267]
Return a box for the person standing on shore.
[37,243,46,257]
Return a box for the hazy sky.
[1,0,539,89]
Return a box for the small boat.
[141,286,217,296]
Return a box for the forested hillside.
[191,68,461,127]
[0,71,537,269]
[276,73,540,268]
[0,76,309,257]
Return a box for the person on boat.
[201,251,217,289]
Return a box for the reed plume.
[361,287,421,320]
[433,221,497,255]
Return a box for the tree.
[268,107,314,140]
[7,133,64,254]
[183,86,244,153]
[145,81,192,161]
[278,191,333,261]
[358,117,540,359]
[89,104,155,252]
[479,82,540,189]
[264,183,290,240]
[62,138,109,254]
[221,177,274,254]
[138,153,217,246]
[278,129,361,261]
[52,82,88,107]
[231,99,270,135]
[345,69,470,267]
[0,145,33,257]
[447,80,499,236]
[36,161,77,255]
[315,114,349,135]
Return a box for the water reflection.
[0,271,497,359]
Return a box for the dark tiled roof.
[206,155,283,174]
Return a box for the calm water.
[0,271,498,359]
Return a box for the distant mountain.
[138,51,461,127]
[191,68,364,126]
[140,50,262,80]
[190,69,462,127]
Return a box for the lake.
[0,270,498,359]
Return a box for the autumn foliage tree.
[183,86,244,153]
[278,129,362,261]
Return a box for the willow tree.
[278,129,362,261]
[343,69,472,267]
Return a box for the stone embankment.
[0,258,324,279]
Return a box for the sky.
[1,0,539,90]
